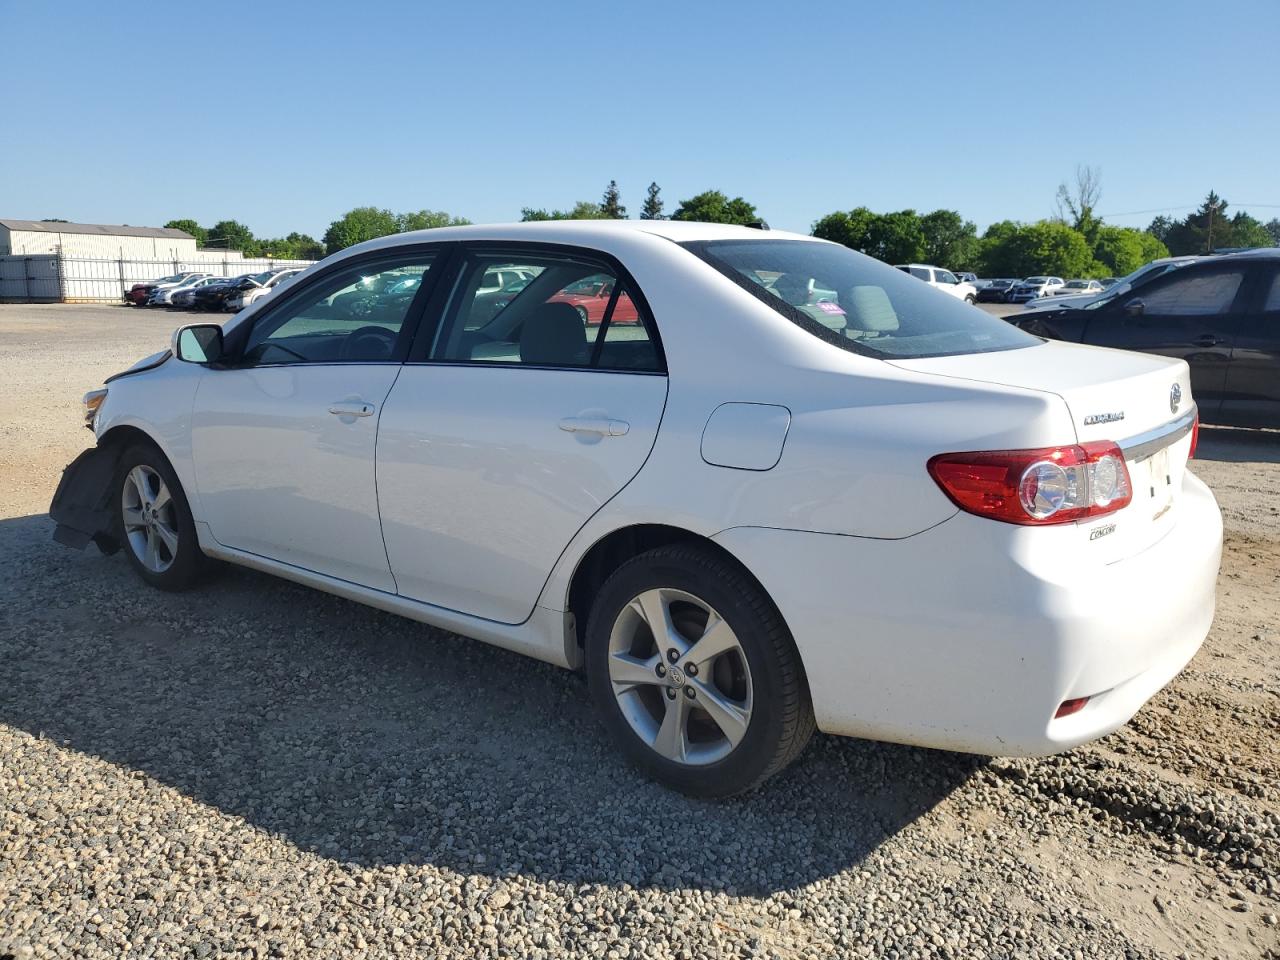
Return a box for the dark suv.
[1015,250,1280,429]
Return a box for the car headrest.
[519,302,587,365]
[848,285,899,332]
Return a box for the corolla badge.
[1084,411,1125,425]
[1170,383,1182,413]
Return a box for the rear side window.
[685,239,1039,359]
[1263,272,1280,313]
[433,252,662,372]
[909,267,931,281]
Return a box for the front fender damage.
[49,446,121,554]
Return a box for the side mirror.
[172,324,225,363]
[1123,298,1145,318]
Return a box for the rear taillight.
[928,441,1132,525]
[1188,414,1199,459]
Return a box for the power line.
[1099,202,1280,218]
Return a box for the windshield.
[684,239,1038,360]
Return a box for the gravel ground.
[1,303,1277,959]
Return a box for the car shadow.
[1195,425,1280,464]
[0,513,981,896]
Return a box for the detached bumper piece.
[49,446,120,554]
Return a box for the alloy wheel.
[121,465,179,574]
[606,588,754,765]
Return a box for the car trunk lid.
[888,340,1196,561]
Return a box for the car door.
[1221,262,1280,428]
[1079,262,1251,420]
[190,248,443,590]
[376,245,668,624]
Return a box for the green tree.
[1054,165,1103,247]
[980,221,1095,278]
[323,207,399,253]
[1229,211,1274,249]
[1163,192,1229,254]
[640,182,664,220]
[520,201,606,221]
[164,219,208,245]
[671,190,759,225]
[919,209,979,270]
[600,180,626,219]
[1265,218,1280,246]
[864,210,925,264]
[1092,225,1150,277]
[1146,215,1176,247]
[1134,231,1170,265]
[398,209,471,232]
[206,219,258,255]
[261,232,325,260]
[811,207,877,252]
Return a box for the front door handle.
[1193,334,1222,347]
[329,401,376,418]
[559,416,630,437]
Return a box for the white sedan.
[51,221,1221,797]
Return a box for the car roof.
[373,219,813,247]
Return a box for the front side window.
[434,252,661,371]
[241,256,435,365]
[936,270,958,284]
[1139,269,1244,316]
[685,239,1039,360]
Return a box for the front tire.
[585,544,814,798]
[114,442,207,591]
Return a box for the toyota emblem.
[1170,383,1182,413]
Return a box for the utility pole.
[1207,199,1224,253]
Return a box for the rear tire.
[113,442,208,591]
[585,544,814,798]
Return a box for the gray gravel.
[1,304,1278,959]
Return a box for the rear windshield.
[683,239,1038,360]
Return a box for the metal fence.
[0,254,318,303]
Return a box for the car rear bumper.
[713,469,1222,756]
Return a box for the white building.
[0,218,316,302]
[0,219,197,259]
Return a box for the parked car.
[225,269,305,311]
[1007,277,1065,302]
[189,275,253,312]
[1059,279,1105,297]
[955,272,979,284]
[1022,257,1200,313]
[977,279,1018,303]
[51,221,1222,797]
[894,264,979,303]
[1014,249,1280,428]
[124,272,207,306]
[548,273,641,325]
[170,276,228,309]
[148,273,218,307]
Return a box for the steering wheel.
[341,325,398,361]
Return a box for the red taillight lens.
[928,441,1132,525]
[1188,414,1199,459]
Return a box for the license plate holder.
[1145,447,1172,518]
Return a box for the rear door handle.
[559,416,630,437]
[1193,334,1222,347]
[329,401,376,418]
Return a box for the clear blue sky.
[4,0,1278,239]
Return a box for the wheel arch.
[564,522,791,656]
